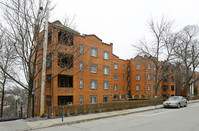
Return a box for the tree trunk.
[0,84,5,118]
[27,90,32,118]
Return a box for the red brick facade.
[33,21,175,116]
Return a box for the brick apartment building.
[33,21,175,116]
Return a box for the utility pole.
[40,6,49,116]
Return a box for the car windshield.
[168,97,180,101]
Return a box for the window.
[79,79,83,89]
[103,81,109,90]
[103,96,109,103]
[90,63,97,73]
[58,53,73,68]
[154,75,156,81]
[123,85,125,91]
[147,74,151,81]
[136,64,140,70]
[171,85,174,91]
[103,51,109,60]
[136,85,140,91]
[90,96,97,104]
[114,74,118,80]
[127,66,130,71]
[148,95,151,98]
[79,62,83,72]
[148,85,151,91]
[114,85,118,91]
[103,66,109,75]
[127,76,129,81]
[113,95,119,100]
[136,74,140,80]
[123,65,125,71]
[123,75,125,81]
[79,44,84,54]
[153,85,156,91]
[91,47,97,57]
[162,85,168,91]
[90,80,97,89]
[46,53,52,69]
[114,63,118,70]
[58,76,65,87]
[153,65,156,71]
[79,96,83,105]
[148,63,151,69]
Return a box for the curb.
[30,106,163,130]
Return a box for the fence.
[46,99,163,116]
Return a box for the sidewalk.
[1,100,199,131]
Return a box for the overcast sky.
[50,0,199,60]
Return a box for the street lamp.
[32,89,35,117]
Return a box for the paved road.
[35,102,199,131]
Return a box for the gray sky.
[50,0,199,60]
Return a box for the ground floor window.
[113,95,119,100]
[58,96,73,105]
[90,96,97,104]
[79,95,83,105]
[103,96,109,103]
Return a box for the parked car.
[163,96,187,108]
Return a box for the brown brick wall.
[33,21,176,116]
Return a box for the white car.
[163,96,187,108]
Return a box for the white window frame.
[103,66,109,75]
[136,85,140,91]
[148,85,151,91]
[114,84,118,91]
[79,79,83,89]
[91,47,98,57]
[79,62,83,72]
[114,63,118,70]
[79,44,83,54]
[114,74,118,80]
[153,65,156,71]
[148,63,151,69]
[90,80,97,89]
[103,51,109,60]
[136,74,140,80]
[90,95,97,104]
[136,64,140,70]
[103,81,109,90]
[90,63,97,73]
[148,74,151,80]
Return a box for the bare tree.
[174,25,199,99]
[0,0,50,117]
[133,17,177,101]
[0,34,16,118]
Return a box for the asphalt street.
[35,102,199,131]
